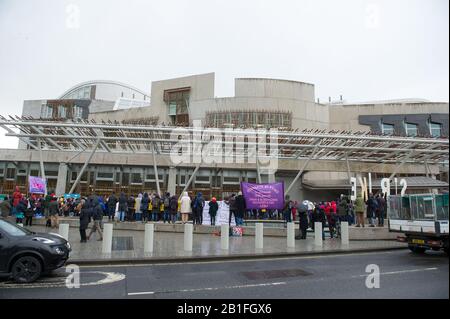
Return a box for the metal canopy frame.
[0,117,448,166]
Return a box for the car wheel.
[408,245,426,254]
[11,256,42,283]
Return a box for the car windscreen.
[0,219,33,236]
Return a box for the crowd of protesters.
[0,185,388,243]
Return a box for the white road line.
[127,281,286,296]
[79,250,400,269]
[128,291,155,296]
[352,267,438,278]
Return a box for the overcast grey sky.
[0,0,448,149]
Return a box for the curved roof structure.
[59,80,150,99]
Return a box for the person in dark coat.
[227,194,237,226]
[208,197,219,226]
[79,199,90,243]
[169,195,178,224]
[141,192,150,222]
[296,201,309,239]
[118,192,128,222]
[107,192,118,221]
[87,197,103,241]
[48,197,59,229]
[192,192,205,225]
[127,195,135,221]
[24,198,34,226]
[235,192,246,226]
[376,193,386,227]
[312,203,326,240]
[366,193,378,227]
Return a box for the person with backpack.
[107,192,118,221]
[169,195,178,224]
[151,194,161,222]
[193,192,205,225]
[296,201,309,239]
[161,192,170,223]
[208,197,219,226]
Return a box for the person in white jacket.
[180,191,192,224]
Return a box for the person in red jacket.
[331,201,337,214]
[291,201,298,221]
[12,186,23,215]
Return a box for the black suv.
[0,218,71,283]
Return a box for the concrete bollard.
[287,222,295,248]
[144,223,154,253]
[314,222,323,246]
[102,223,113,254]
[184,223,193,251]
[221,224,229,250]
[59,223,70,241]
[255,223,264,249]
[341,221,349,245]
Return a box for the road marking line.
[352,267,438,278]
[128,291,155,296]
[0,271,126,289]
[127,281,286,296]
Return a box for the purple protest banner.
[240,182,285,210]
[28,176,47,194]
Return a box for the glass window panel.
[429,122,442,137]
[381,123,394,135]
[405,123,418,136]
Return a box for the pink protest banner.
[240,182,285,210]
[28,176,47,194]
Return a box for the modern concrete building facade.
[2,73,448,201]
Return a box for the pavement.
[0,249,447,299]
[25,224,406,264]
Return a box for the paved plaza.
[27,224,406,264]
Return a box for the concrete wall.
[235,78,315,102]
[88,100,116,113]
[89,106,154,122]
[150,72,215,124]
